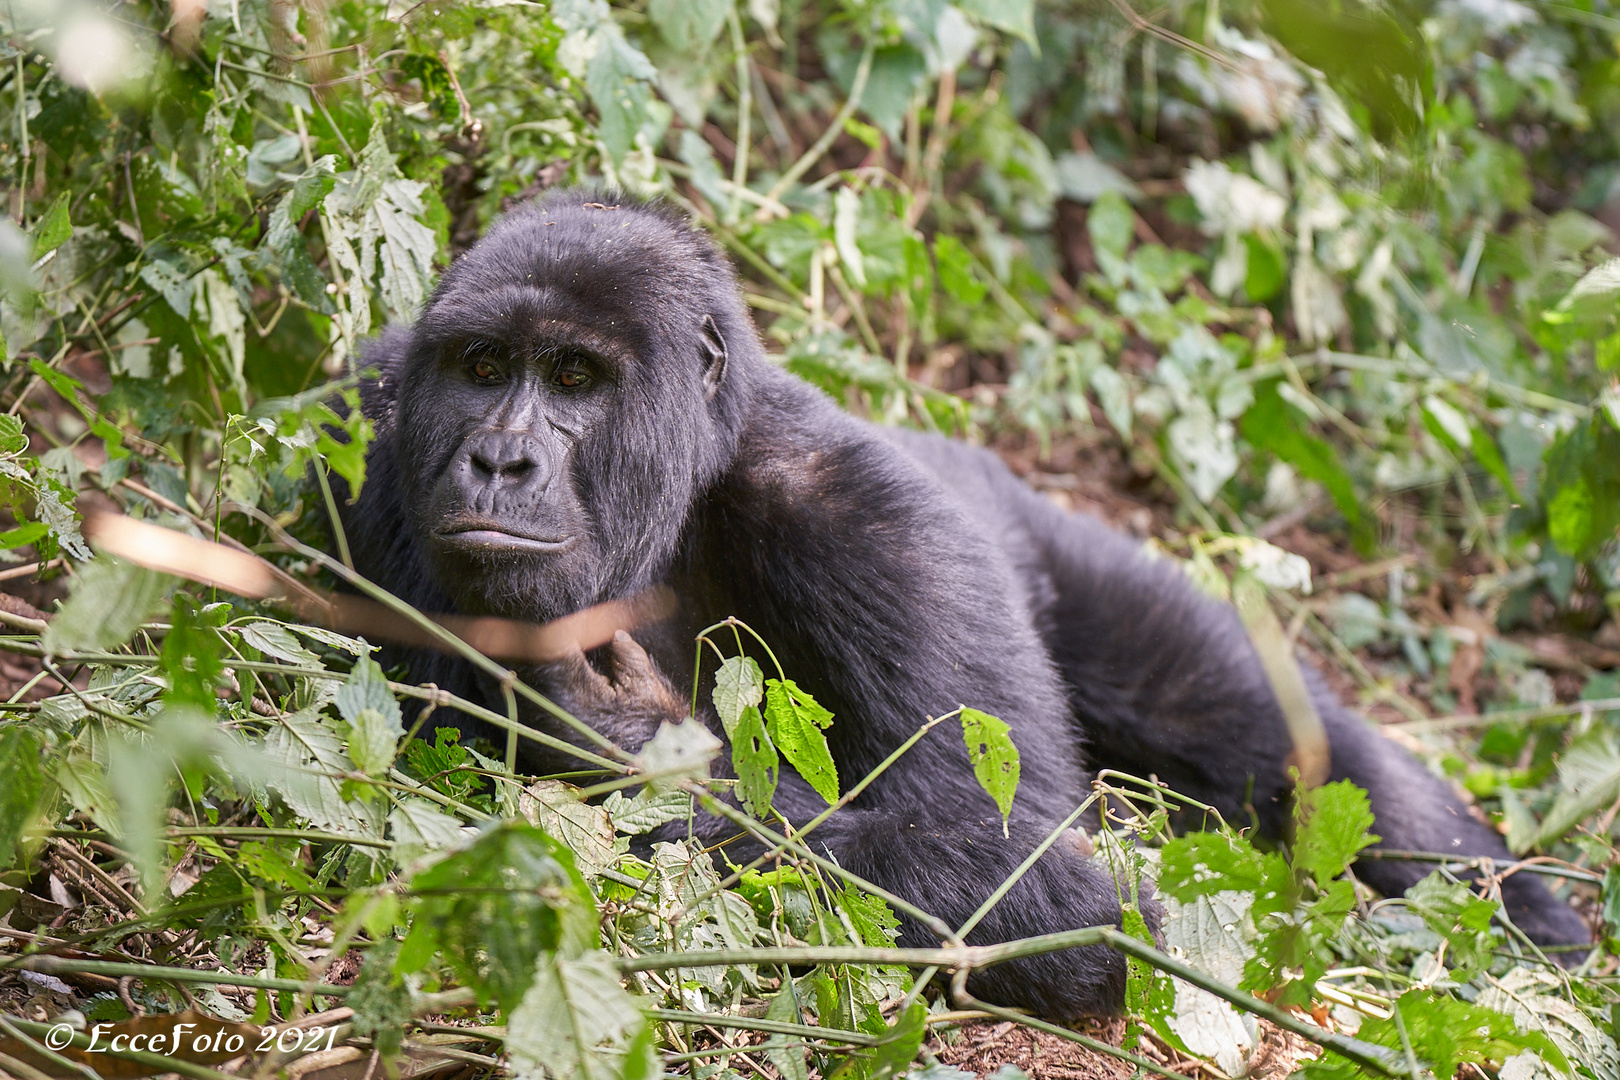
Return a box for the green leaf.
[1291,779,1378,888]
[958,0,1035,43]
[1242,232,1286,301]
[0,522,48,549]
[1534,728,1620,846]
[1301,991,1565,1080]
[30,192,72,260]
[0,414,26,456]
[507,951,656,1080]
[868,999,927,1080]
[43,556,175,653]
[712,654,765,738]
[839,882,901,946]
[348,940,412,1060]
[1241,381,1363,529]
[1122,903,1174,1050]
[585,27,659,165]
[0,726,46,870]
[335,656,403,733]
[649,0,731,53]
[238,622,321,666]
[1158,830,1274,901]
[961,707,1020,830]
[1087,191,1135,264]
[349,707,403,775]
[401,820,594,1012]
[1547,478,1594,556]
[934,235,986,305]
[731,704,778,819]
[762,984,809,1080]
[1403,871,1499,975]
[160,595,225,710]
[1468,424,1518,500]
[763,678,839,805]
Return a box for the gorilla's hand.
[537,631,687,753]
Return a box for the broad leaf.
[399,820,594,1011]
[731,704,778,819]
[712,654,764,738]
[764,678,839,804]
[43,557,174,653]
[961,707,1020,830]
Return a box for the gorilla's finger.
[546,644,615,704]
[609,630,657,685]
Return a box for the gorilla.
[341,190,1588,1018]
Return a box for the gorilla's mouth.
[434,525,574,554]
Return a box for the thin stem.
[760,37,875,209]
[312,457,353,570]
[726,7,752,225]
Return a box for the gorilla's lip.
[434,526,574,554]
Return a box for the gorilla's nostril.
[463,432,547,487]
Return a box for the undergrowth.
[0,0,1617,1078]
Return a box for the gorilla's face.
[387,203,737,622]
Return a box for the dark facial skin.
[403,328,614,618]
[384,205,733,624]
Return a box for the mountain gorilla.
[341,189,1588,1018]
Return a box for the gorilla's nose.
[460,429,550,491]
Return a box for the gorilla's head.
[386,193,758,621]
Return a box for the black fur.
[341,190,1589,1018]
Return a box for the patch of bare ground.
[931,1017,1320,1080]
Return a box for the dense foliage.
[0,0,1618,1077]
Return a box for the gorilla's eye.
[470,359,501,383]
[554,367,590,389]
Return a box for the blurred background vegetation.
[0,0,1619,1076]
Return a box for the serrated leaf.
[961,707,1019,829]
[262,708,381,837]
[238,621,321,666]
[0,414,26,456]
[1535,729,1620,846]
[387,798,468,869]
[349,706,402,775]
[731,704,778,819]
[764,678,839,805]
[30,192,72,260]
[43,557,174,653]
[712,654,764,738]
[603,788,692,835]
[1158,830,1273,901]
[634,719,723,790]
[1291,779,1378,887]
[519,780,617,878]
[507,950,655,1080]
[335,656,402,729]
[0,726,46,870]
[869,999,927,1080]
[404,820,594,1012]
[763,983,809,1080]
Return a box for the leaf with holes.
[731,705,778,819]
[961,707,1020,831]
[764,678,838,805]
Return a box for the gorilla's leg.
[1316,692,1590,951]
[1030,509,1589,955]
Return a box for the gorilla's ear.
[700,315,727,399]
